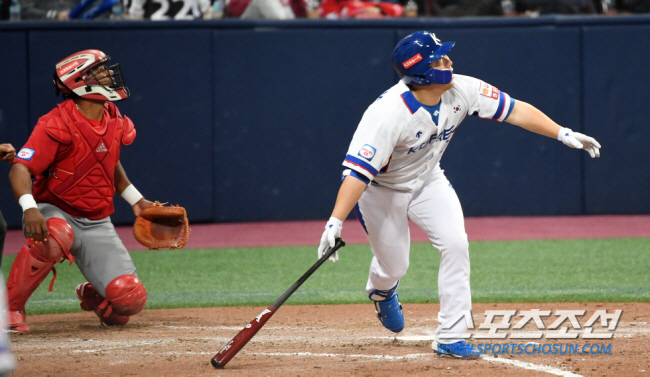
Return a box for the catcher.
[7,49,188,333]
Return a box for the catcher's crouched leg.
[77,275,147,326]
[7,218,74,333]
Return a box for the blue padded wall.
[582,24,650,214]
[212,28,395,221]
[0,33,30,228]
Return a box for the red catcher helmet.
[53,49,129,101]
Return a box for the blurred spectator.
[126,0,210,19]
[18,0,75,20]
[16,0,128,20]
[225,0,296,19]
[308,0,404,18]
[402,0,418,16]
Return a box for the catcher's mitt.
[133,202,190,250]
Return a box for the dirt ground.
[9,302,649,377]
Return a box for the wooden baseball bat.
[211,238,346,368]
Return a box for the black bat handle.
[271,238,345,309]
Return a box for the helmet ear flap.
[53,72,74,99]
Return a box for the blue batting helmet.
[392,31,455,86]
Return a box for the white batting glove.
[318,217,342,262]
[558,127,601,158]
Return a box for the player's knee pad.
[104,275,147,316]
[43,217,74,262]
[27,217,74,262]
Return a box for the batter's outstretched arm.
[505,100,601,158]
[504,100,561,138]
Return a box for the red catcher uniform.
[8,49,147,333]
[17,99,136,218]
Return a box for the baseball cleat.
[76,282,130,326]
[76,282,104,312]
[432,340,481,359]
[8,311,29,334]
[373,292,404,333]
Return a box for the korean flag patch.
[358,144,376,161]
[16,148,35,162]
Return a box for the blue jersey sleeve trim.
[348,170,370,184]
[504,98,516,121]
[400,91,421,114]
[344,154,379,177]
[491,91,506,120]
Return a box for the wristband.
[120,184,143,206]
[18,194,38,212]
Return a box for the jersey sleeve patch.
[479,81,499,99]
[344,154,378,178]
[358,144,376,161]
[15,148,35,162]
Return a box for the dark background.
[1,16,648,228]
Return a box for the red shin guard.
[6,218,73,332]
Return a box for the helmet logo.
[430,33,442,46]
[402,53,423,69]
[58,60,83,76]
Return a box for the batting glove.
[318,217,342,262]
[558,127,601,158]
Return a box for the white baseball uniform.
[342,74,515,343]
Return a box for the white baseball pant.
[357,166,471,343]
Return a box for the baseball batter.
[7,49,153,333]
[317,31,601,358]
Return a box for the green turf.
[2,238,649,315]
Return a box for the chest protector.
[43,100,136,212]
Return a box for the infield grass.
[3,238,649,315]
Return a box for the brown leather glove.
[133,201,190,249]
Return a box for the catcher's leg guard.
[6,218,74,333]
[76,282,130,326]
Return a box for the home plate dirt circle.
[9,302,648,376]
